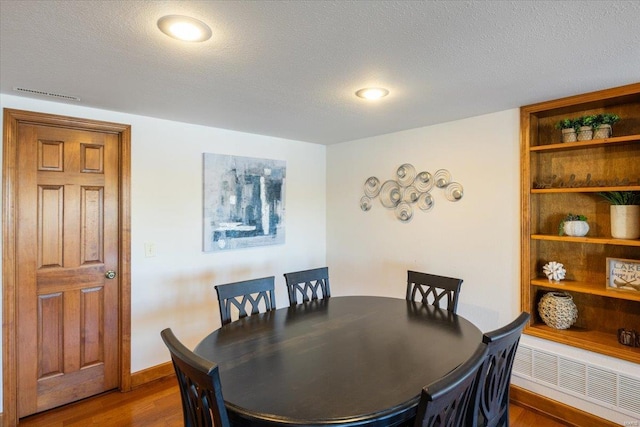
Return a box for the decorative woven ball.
[538,291,578,330]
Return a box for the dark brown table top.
[194,295,482,427]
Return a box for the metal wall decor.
[360,164,464,222]
[364,176,381,197]
[434,169,451,188]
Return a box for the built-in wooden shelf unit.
[520,82,640,364]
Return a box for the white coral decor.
[543,261,566,283]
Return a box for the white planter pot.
[593,124,612,139]
[577,126,593,141]
[611,205,640,239]
[563,220,589,237]
[561,128,577,143]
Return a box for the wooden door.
[15,123,120,417]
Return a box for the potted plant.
[559,213,589,236]
[576,115,597,141]
[555,118,579,143]
[592,113,620,139]
[598,191,640,239]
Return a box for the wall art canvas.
[203,153,286,252]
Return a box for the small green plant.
[555,114,619,132]
[596,113,620,128]
[555,118,579,131]
[591,113,620,130]
[559,213,587,236]
[597,191,640,205]
[578,115,598,128]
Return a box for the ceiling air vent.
[13,87,80,101]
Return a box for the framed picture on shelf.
[606,257,640,292]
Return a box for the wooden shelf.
[532,185,640,194]
[521,82,640,365]
[530,134,640,151]
[531,234,640,246]
[525,323,640,364]
[531,278,640,302]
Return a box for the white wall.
[326,109,640,424]
[326,110,520,331]
[0,94,327,408]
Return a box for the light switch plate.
[144,242,156,257]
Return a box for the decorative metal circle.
[379,180,402,208]
[360,196,372,211]
[417,192,435,211]
[434,169,452,188]
[395,202,413,222]
[402,185,420,203]
[413,171,434,193]
[363,176,381,198]
[445,182,464,201]
[396,163,417,187]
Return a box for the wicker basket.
[538,291,578,330]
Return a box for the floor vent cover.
[13,87,80,101]
[513,344,640,418]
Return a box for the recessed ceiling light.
[355,87,390,100]
[157,15,212,42]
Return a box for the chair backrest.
[160,328,230,427]
[414,342,489,427]
[468,312,530,427]
[283,267,331,306]
[406,270,463,313]
[215,276,276,326]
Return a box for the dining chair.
[160,328,230,427]
[406,270,463,313]
[215,276,276,326]
[283,267,331,306]
[413,342,489,427]
[468,312,530,427]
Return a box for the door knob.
[105,270,116,279]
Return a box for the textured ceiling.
[1,1,639,145]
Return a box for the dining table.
[194,295,483,427]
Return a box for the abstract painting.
[203,153,286,252]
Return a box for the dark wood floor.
[18,376,569,427]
